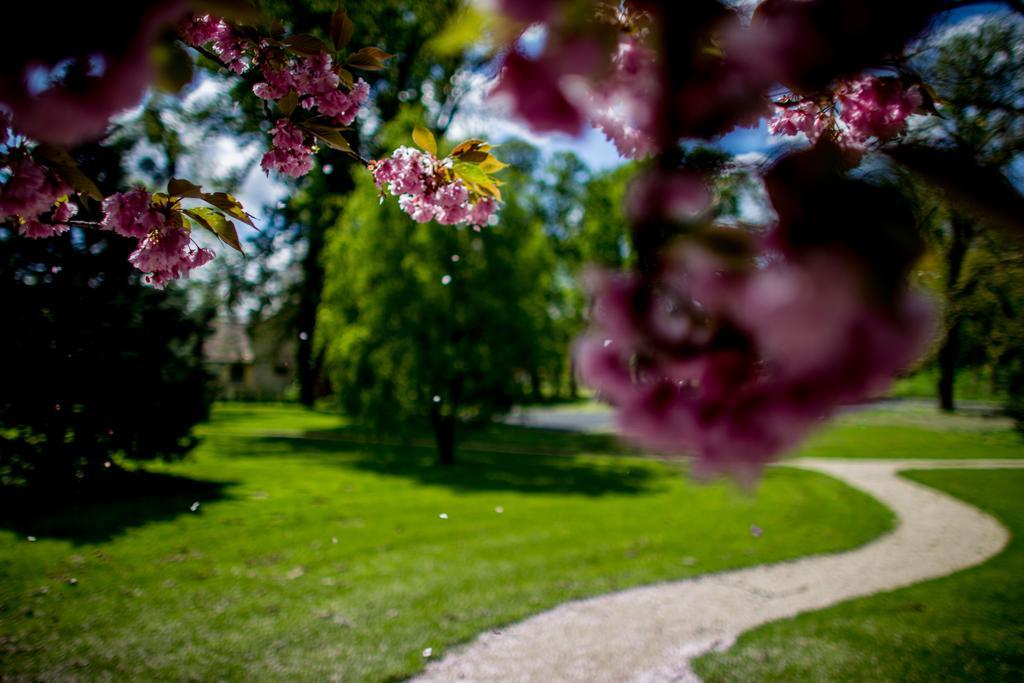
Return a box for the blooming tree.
[0,1,506,286]
[4,0,1024,477]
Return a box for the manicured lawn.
[693,468,1024,682]
[798,403,1024,460]
[0,403,890,682]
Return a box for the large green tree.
[908,15,1024,411]
[175,0,468,404]
[317,121,558,464]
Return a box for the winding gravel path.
[415,458,1024,683]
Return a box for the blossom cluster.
[180,14,251,74]
[577,238,934,478]
[261,120,315,178]
[836,77,924,144]
[768,76,923,146]
[100,189,214,288]
[582,35,660,160]
[252,53,370,127]
[0,155,77,240]
[182,13,373,180]
[372,147,497,227]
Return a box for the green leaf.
[56,166,102,201]
[34,145,103,201]
[152,41,194,95]
[453,161,503,201]
[201,192,257,228]
[479,155,509,173]
[452,161,491,186]
[185,208,244,253]
[450,139,486,156]
[412,126,437,156]
[336,67,354,90]
[301,124,354,153]
[330,7,355,51]
[282,33,328,56]
[457,150,489,163]
[168,178,203,198]
[277,90,299,117]
[354,46,393,62]
[347,47,392,71]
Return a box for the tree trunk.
[529,368,542,402]
[937,318,960,412]
[297,221,325,407]
[432,412,456,466]
[937,213,975,413]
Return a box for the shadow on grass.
[0,468,236,544]
[235,427,662,496]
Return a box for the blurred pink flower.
[577,237,935,478]
[0,156,75,241]
[491,51,587,135]
[582,36,660,159]
[626,170,711,224]
[496,0,558,23]
[0,1,187,146]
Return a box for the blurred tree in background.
[179,0,467,405]
[317,115,560,464]
[0,182,210,492]
[907,16,1024,414]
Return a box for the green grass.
[890,367,1001,402]
[0,403,891,682]
[798,403,1024,460]
[693,468,1024,682]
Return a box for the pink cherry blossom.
[316,79,370,126]
[581,36,660,160]
[260,120,315,178]
[101,188,155,239]
[98,187,216,286]
[837,76,922,143]
[127,212,215,288]
[468,198,497,227]
[767,101,826,141]
[18,220,71,239]
[576,236,935,477]
[0,157,74,236]
[491,51,587,136]
[372,147,499,227]
[252,65,297,101]
[181,13,250,74]
[293,53,340,100]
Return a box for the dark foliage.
[0,227,211,490]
